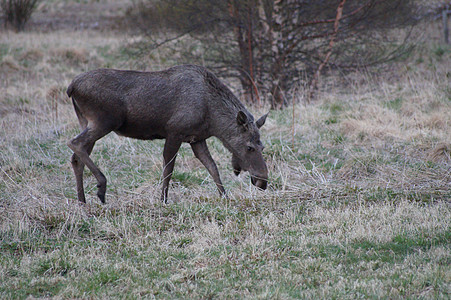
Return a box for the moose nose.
[251,176,267,190]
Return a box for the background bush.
[1,0,39,31]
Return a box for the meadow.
[0,1,450,298]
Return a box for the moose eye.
[247,146,255,152]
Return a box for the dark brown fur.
[67,64,268,203]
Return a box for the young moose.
[67,64,268,203]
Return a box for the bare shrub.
[428,143,451,163]
[130,0,420,108]
[50,48,89,66]
[1,0,40,31]
[20,48,43,62]
[0,55,20,71]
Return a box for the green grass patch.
[1,198,449,298]
[384,97,403,111]
[172,171,204,187]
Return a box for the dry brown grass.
[0,13,450,298]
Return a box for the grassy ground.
[0,2,450,298]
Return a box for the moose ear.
[256,112,268,128]
[236,111,248,126]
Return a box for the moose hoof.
[160,195,168,204]
[97,192,106,204]
[97,184,106,204]
[78,195,87,203]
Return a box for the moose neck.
[209,106,249,156]
[204,71,250,155]
[213,119,238,153]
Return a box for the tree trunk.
[259,0,286,109]
[228,0,259,104]
[443,5,449,44]
[308,0,346,102]
[238,72,254,103]
[270,80,285,110]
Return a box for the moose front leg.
[190,140,226,197]
[161,138,182,203]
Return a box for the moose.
[66,64,268,203]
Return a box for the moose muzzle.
[251,176,268,190]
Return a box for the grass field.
[0,2,450,298]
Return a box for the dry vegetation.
[0,1,450,298]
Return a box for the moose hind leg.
[69,141,97,203]
[67,127,109,203]
[161,138,182,203]
[70,153,86,203]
